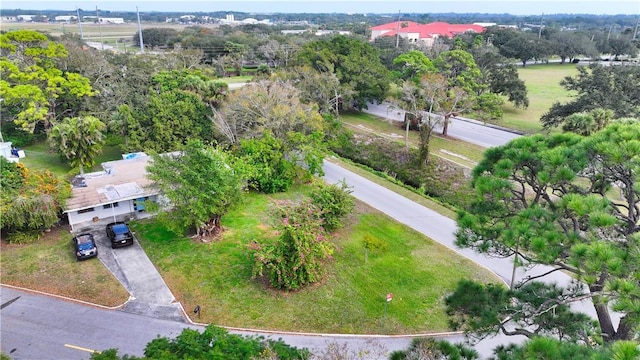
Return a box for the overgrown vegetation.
[330,128,473,209]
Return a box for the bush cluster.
[330,130,473,209]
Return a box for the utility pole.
[96,6,104,50]
[395,10,401,48]
[137,6,144,54]
[633,16,639,40]
[76,7,83,39]
[538,13,544,39]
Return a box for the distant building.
[315,30,351,36]
[220,13,271,25]
[1,16,17,22]
[98,17,125,24]
[17,15,39,22]
[54,15,78,22]
[370,21,485,47]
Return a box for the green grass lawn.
[134,186,501,334]
[0,227,130,307]
[496,63,580,134]
[20,139,124,178]
[220,75,253,84]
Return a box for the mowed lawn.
[134,186,501,334]
[1,227,130,307]
[498,63,580,133]
[20,137,124,178]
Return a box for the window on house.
[103,202,119,209]
[78,207,95,214]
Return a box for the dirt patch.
[1,226,130,307]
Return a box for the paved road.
[363,102,522,148]
[1,160,613,359]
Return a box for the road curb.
[1,283,130,310]
[452,116,526,136]
[2,284,463,339]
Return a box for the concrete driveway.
[74,219,185,322]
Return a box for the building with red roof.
[370,21,486,47]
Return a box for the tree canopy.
[211,79,324,144]
[0,30,94,131]
[541,64,640,130]
[0,158,70,238]
[91,325,309,360]
[48,115,107,175]
[455,121,640,343]
[295,35,390,109]
[145,140,245,238]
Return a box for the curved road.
[363,102,522,148]
[1,160,609,359]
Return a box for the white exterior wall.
[402,32,420,43]
[69,200,135,227]
[370,29,390,41]
[67,195,158,230]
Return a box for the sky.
[1,0,639,15]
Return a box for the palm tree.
[49,116,107,175]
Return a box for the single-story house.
[370,21,486,47]
[64,153,159,230]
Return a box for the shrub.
[238,133,297,194]
[330,130,472,209]
[91,325,309,359]
[250,199,334,291]
[309,180,355,232]
[1,121,44,147]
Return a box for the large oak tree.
[0,30,94,131]
[295,35,390,110]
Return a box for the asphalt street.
[1,159,615,360]
[363,102,522,148]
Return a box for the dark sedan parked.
[106,222,134,248]
[73,233,98,260]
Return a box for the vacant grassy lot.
[135,186,501,334]
[1,227,130,307]
[498,63,580,133]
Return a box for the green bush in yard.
[250,199,334,291]
[309,180,355,232]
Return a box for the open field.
[498,64,580,134]
[2,21,193,50]
[135,186,501,334]
[1,227,130,307]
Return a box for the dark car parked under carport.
[106,222,134,248]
